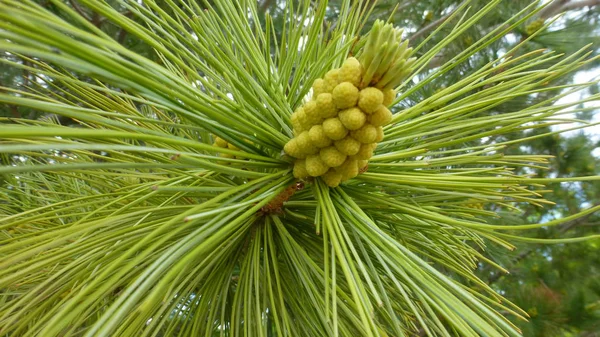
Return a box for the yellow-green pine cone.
[338,57,362,87]
[323,69,340,92]
[525,18,545,36]
[322,117,349,140]
[369,105,392,127]
[309,125,333,148]
[383,88,396,106]
[334,136,361,156]
[312,78,326,98]
[303,100,322,126]
[316,93,338,119]
[351,123,378,143]
[320,146,347,168]
[283,138,306,158]
[357,160,369,171]
[297,107,312,130]
[338,107,367,131]
[322,169,343,187]
[306,154,329,177]
[463,35,474,46]
[293,159,309,179]
[227,143,240,151]
[291,110,304,135]
[352,143,377,160]
[296,131,319,155]
[336,159,359,181]
[358,87,384,113]
[218,152,235,165]
[332,82,359,110]
[374,126,384,142]
[214,136,228,148]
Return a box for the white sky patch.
[441,4,457,15]
[496,48,508,59]
[303,14,315,27]
[547,2,586,31]
[504,33,518,45]
[404,26,417,34]
[35,74,49,84]
[551,69,600,143]
[298,35,308,51]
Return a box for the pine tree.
[0,1,599,336]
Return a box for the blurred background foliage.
[1,0,599,336]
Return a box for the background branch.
[488,203,600,285]
[540,0,600,19]
[69,0,92,22]
[410,1,468,40]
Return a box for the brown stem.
[117,28,128,44]
[69,0,92,21]
[22,59,31,89]
[91,12,103,28]
[259,0,273,12]
[116,11,133,44]
[9,105,21,118]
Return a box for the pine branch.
[410,1,468,40]
[425,0,600,70]
[68,0,92,22]
[259,0,273,12]
[538,0,570,18]
[540,0,600,19]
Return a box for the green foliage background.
[1,0,599,336]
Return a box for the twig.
[553,0,600,16]
[22,59,30,90]
[410,1,468,40]
[69,0,92,21]
[259,0,273,12]
[117,28,128,44]
[91,12,101,27]
[538,0,570,19]
[116,11,134,44]
[9,105,21,118]
[539,0,600,19]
